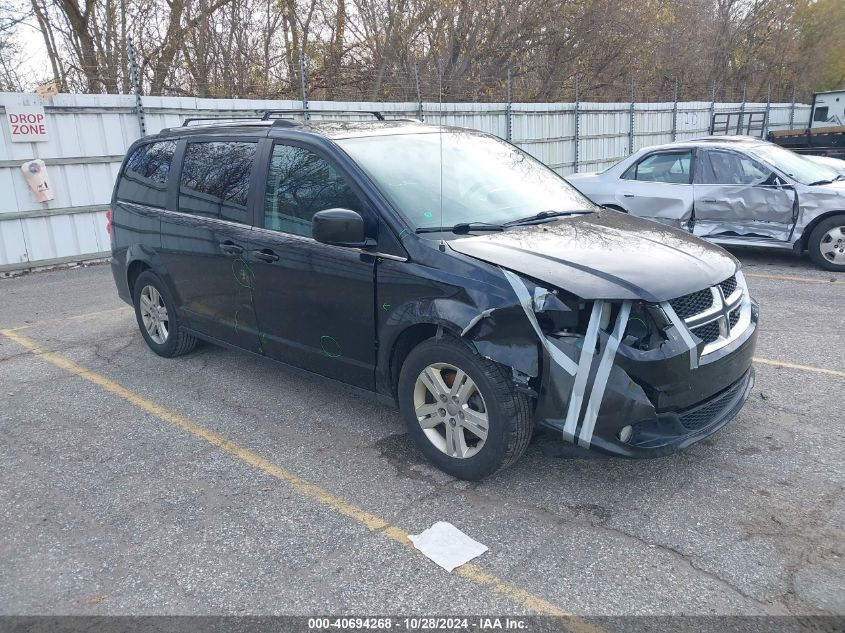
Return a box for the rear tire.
[397,336,532,480]
[133,271,197,357]
[808,215,845,272]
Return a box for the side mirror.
[312,208,373,248]
[760,173,794,190]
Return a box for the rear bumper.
[536,299,758,458]
[110,254,132,305]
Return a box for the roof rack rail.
[181,116,265,127]
[261,109,385,121]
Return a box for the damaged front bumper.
[534,297,759,458]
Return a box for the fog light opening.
[618,425,633,443]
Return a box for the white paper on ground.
[408,521,489,572]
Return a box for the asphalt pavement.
[0,247,842,619]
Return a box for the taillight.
[105,208,113,237]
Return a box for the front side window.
[179,141,257,222]
[117,140,176,207]
[264,144,362,237]
[622,151,692,184]
[697,150,769,185]
[813,106,829,122]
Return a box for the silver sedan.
[566,137,845,271]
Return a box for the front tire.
[808,215,845,272]
[133,271,197,357]
[397,336,532,480]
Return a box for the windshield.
[336,131,595,230]
[747,144,840,185]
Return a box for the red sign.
[7,106,49,142]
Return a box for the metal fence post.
[763,83,771,138]
[789,85,796,129]
[628,77,635,155]
[737,84,746,135]
[505,68,513,142]
[299,50,310,120]
[708,80,716,134]
[414,62,424,121]
[126,36,146,137]
[671,78,679,141]
[573,74,580,173]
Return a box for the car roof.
[638,136,772,153]
[154,118,453,141]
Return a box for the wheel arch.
[799,210,845,251]
[127,259,151,297]
[386,322,469,402]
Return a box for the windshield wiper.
[813,174,845,185]
[415,222,504,234]
[502,209,592,227]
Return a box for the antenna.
[438,58,445,242]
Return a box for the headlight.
[622,302,667,351]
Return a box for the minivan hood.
[448,210,738,302]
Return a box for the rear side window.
[264,144,362,237]
[117,141,176,207]
[179,141,257,223]
[622,151,692,184]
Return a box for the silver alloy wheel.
[820,225,845,265]
[139,284,169,345]
[413,362,489,459]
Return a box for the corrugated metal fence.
[0,92,810,272]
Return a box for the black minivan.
[110,113,759,480]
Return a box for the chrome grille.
[729,308,740,328]
[665,273,749,356]
[692,320,720,344]
[719,275,738,298]
[669,289,713,320]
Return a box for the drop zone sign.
[7,106,49,142]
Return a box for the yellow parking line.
[753,357,845,378]
[745,273,835,284]
[0,328,604,629]
[4,307,131,331]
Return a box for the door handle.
[622,193,635,198]
[251,249,280,263]
[218,241,244,255]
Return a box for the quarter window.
[622,151,692,184]
[179,141,257,222]
[117,141,176,207]
[264,144,362,237]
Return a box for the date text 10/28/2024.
[308,618,530,630]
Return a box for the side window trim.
[168,139,186,211]
[249,138,273,228]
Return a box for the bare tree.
[6,0,843,101]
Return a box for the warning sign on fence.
[6,106,49,142]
